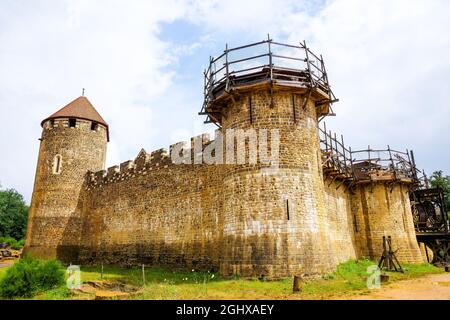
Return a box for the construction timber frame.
[319,123,449,267]
[200,36,338,126]
[411,187,450,266]
[319,122,418,190]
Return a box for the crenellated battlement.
[85,132,219,189]
[41,118,109,143]
[42,118,107,131]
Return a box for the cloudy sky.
[1,0,449,203]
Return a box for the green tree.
[429,170,450,214]
[0,185,29,240]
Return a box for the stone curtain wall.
[74,89,423,278]
[74,90,328,278]
[323,180,359,264]
[24,118,107,262]
[350,183,424,263]
[75,89,369,279]
[77,150,226,270]
[318,170,422,266]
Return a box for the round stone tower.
[201,39,339,278]
[23,96,108,262]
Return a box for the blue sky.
[1,0,449,202]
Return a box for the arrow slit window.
[53,155,62,174]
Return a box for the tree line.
[0,183,29,242]
[429,170,450,216]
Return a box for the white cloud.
[0,0,188,200]
[299,0,450,175]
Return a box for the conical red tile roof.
[41,96,109,140]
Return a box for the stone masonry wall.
[219,89,340,278]
[24,118,107,262]
[77,145,226,270]
[25,90,425,279]
[350,182,424,263]
[323,180,359,263]
[76,88,364,278]
[74,88,423,278]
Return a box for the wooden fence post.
[142,264,146,286]
[293,275,301,293]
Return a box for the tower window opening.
[50,119,55,127]
[69,118,76,128]
[91,122,98,131]
[286,199,290,220]
[249,96,253,124]
[53,155,62,174]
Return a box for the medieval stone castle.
[24,40,424,279]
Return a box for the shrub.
[17,239,25,247]
[0,257,65,298]
[0,236,24,250]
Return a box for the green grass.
[0,237,24,250]
[34,259,445,300]
[300,259,444,298]
[35,285,71,300]
[0,266,9,280]
[0,258,443,300]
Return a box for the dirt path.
[0,260,14,269]
[349,273,450,300]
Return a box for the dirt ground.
[348,273,450,300]
[0,260,14,269]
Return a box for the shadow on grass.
[79,265,222,286]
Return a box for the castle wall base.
[351,182,424,264]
